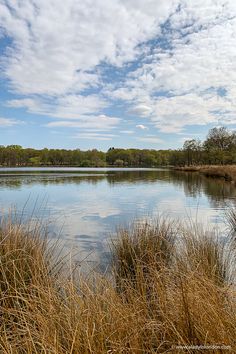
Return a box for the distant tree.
[183,139,202,166]
[29,157,41,166]
[7,145,22,150]
[114,159,124,167]
[204,127,235,151]
[204,127,236,164]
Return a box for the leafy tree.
[204,127,235,150]
[114,159,124,167]
[183,139,202,166]
[204,127,236,164]
[29,157,41,166]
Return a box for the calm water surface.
[0,168,235,268]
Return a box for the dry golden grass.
[174,166,201,172]
[0,215,236,353]
[176,165,236,184]
[200,165,236,183]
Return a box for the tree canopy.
[0,127,235,167]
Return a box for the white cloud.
[150,92,235,133]
[73,132,118,141]
[0,117,22,126]
[0,0,180,133]
[7,95,107,118]
[0,0,178,96]
[137,136,163,144]
[129,104,153,117]
[1,0,236,135]
[136,124,148,130]
[8,96,120,130]
[109,1,236,132]
[45,115,120,130]
[120,130,134,134]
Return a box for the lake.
[0,167,235,270]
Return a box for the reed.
[0,214,236,353]
[175,165,236,184]
[200,165,236,182]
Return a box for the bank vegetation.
[0,212,236,353]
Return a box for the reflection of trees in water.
[168,171,236,209]
[106,170,171,185]
[0,175,105,189]
[0,170,236,207]
[168,171,203,198]
[0,178,23,189]
[0,171,169,189]
[202,178,236,209]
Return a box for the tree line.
[179,126,236,166]
[0,127,236,167]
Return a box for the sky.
[0,0,236,151]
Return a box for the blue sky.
[0,0,236,151]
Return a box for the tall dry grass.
[200,165,236,183]
[0,214,236,353]
[176,165,236,184]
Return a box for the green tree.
[183,139,202,166]
[204,127,236,164]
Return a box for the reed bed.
[0,214,236,353]
[175,165,236,184]
[200,165,236,183]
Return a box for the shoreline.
[174,165,236,183]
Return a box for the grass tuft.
[0,213,236,353]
